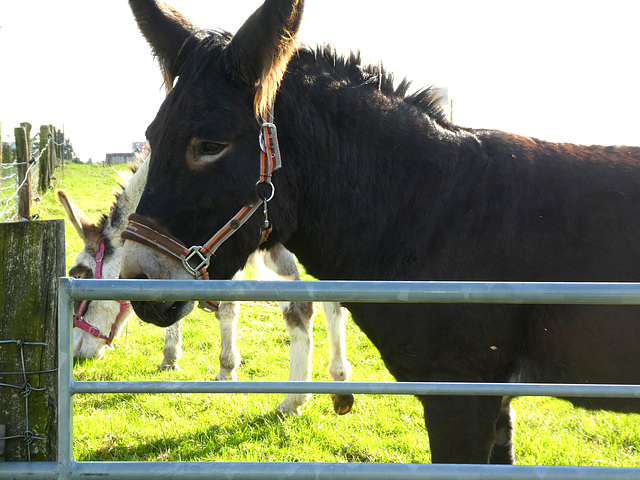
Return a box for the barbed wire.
[0,339,54,461]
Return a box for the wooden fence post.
[14,127,31,221]
[59,127,65,172]
[54,129,62,167]
[0,219,64,461]
[60,124,65,172]
[19,123,31,142]
[49,125,57,174]
[38,125,51,194]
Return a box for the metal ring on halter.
[256,180,275,202]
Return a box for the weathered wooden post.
[54,129,62,168]
[19,122,32,168]
[0,123,4,205]
[19,123,31,142]
[38,125,51,194]
[0,219,64,461]
[59,128,65,172]
[0,123,3,216]
[49,125,57,175]
[14,127,31,221]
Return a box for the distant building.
[104,141,150,165]
[104,153,138,165]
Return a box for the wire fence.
[1,128,64,223]
[0,156,38,223]
[0,339,54,462]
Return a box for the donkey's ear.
[56,189,101,248]
[225,0,304,118]
[129,0,200,90]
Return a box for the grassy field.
[33,162,640,466]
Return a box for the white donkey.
[57,157,353,415]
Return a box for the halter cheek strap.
[121,108,282,309]
[73,240,132,347]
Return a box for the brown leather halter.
[121,111,282,311]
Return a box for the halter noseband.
[121,110,282,311]
[73,240,132,347]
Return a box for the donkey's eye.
[69,265,92,279]
[187,138,230,169]
[194,141,228,161]
[199,142,226,156]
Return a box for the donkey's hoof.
[159,362,180,372]
[214,370,238,381]
[276,401,301,417]
[331,393,354,415]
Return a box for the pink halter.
[73,240,131,347]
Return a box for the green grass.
[34,163,133,260]
[35,162,640,466]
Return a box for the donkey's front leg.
[490,397,516,464]
[421,394,504,464]
[322,302,354,414]
[261,245,314,415]
[159,320,182,371]
[277,301,314,416]
[214,301,241,381]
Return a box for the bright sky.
[1,1,639,162]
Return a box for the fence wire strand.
[1,136,58,222]
[0,339,53,461]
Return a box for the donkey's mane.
[96,160,143,231]
[303,46,452,127]
[172,30,452,128]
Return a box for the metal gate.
[4,278,640,479]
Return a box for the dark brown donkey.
[120,0,640,464]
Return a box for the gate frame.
[7,278,640,479]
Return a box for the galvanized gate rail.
[4,278,640,479]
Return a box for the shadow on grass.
[79,408,390,464]
[78,410,300,462]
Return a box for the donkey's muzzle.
[131,300,194,328]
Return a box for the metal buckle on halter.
[259,122,277,154]
[182,246,210,277]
